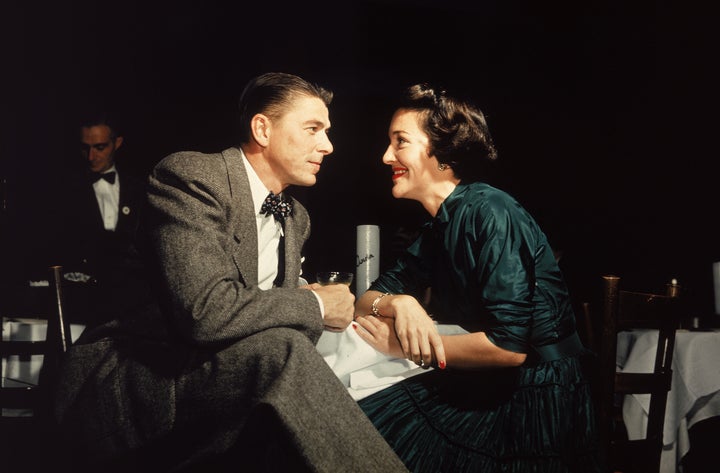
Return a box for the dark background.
[1,1,717,316]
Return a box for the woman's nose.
[382,145,394,164]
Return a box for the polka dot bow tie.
[261,191,293,223]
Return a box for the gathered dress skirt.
[358,355,603,473]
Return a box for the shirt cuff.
[310,290,325,319]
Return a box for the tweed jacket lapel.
[221,148,259,285]
[220,147,307,289]
[281,207,303,288]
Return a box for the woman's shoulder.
[459,182,522,214]
[453,183,542,238]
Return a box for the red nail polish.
[439,360,446,369]
[352,323,358,330]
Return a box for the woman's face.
[382,109,439,201]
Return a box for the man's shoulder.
[156,150,213,169]
[156,148,238,170]
[55,171,94,206]
[116,167,147,186]
[150,148,244,196]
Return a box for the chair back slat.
[0,340,46,357]
[597,274,682,473]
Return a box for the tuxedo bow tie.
[91,171,116,184]
[261,191,293,223]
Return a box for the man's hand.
[305,283,355,331]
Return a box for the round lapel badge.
[122,206,131,215]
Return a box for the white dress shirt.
[240,150,324,316]
[241,154,282,290]
[93,165,119,231]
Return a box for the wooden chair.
[1,265,74,469]
[598,274,682,473]
[578,301,596,353]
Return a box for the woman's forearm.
[441,332,526,369]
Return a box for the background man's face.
[80,124,123,173]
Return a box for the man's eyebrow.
[304,119,328,128]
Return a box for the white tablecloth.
[617,329,720,473]
[316,323,469,400]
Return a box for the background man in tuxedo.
[50,113,156,327]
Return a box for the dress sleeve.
[470,194,539,353]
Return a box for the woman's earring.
[438,163,449,171]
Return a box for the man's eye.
[94,145,107,151]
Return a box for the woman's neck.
[422,180,459,217]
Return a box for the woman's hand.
[355,294,445,369]
[353,315,406,359]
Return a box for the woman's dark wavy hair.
[396,83,498,182]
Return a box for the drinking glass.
[316,271,354,286]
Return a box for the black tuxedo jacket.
[51,167,156,326]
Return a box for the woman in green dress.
[353,83,603,472]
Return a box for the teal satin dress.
[358,182,603,472]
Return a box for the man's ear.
[114,136,124,150]
[250,114,270,147]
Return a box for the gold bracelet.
[371,293,391,316]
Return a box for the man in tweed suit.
[53,73,408,472]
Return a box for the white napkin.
[316,325,425,400]
[316,323,469,400]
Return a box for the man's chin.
[296,175,318,187]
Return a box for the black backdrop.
[2,0,717,316]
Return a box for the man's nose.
[319,133,333,154]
